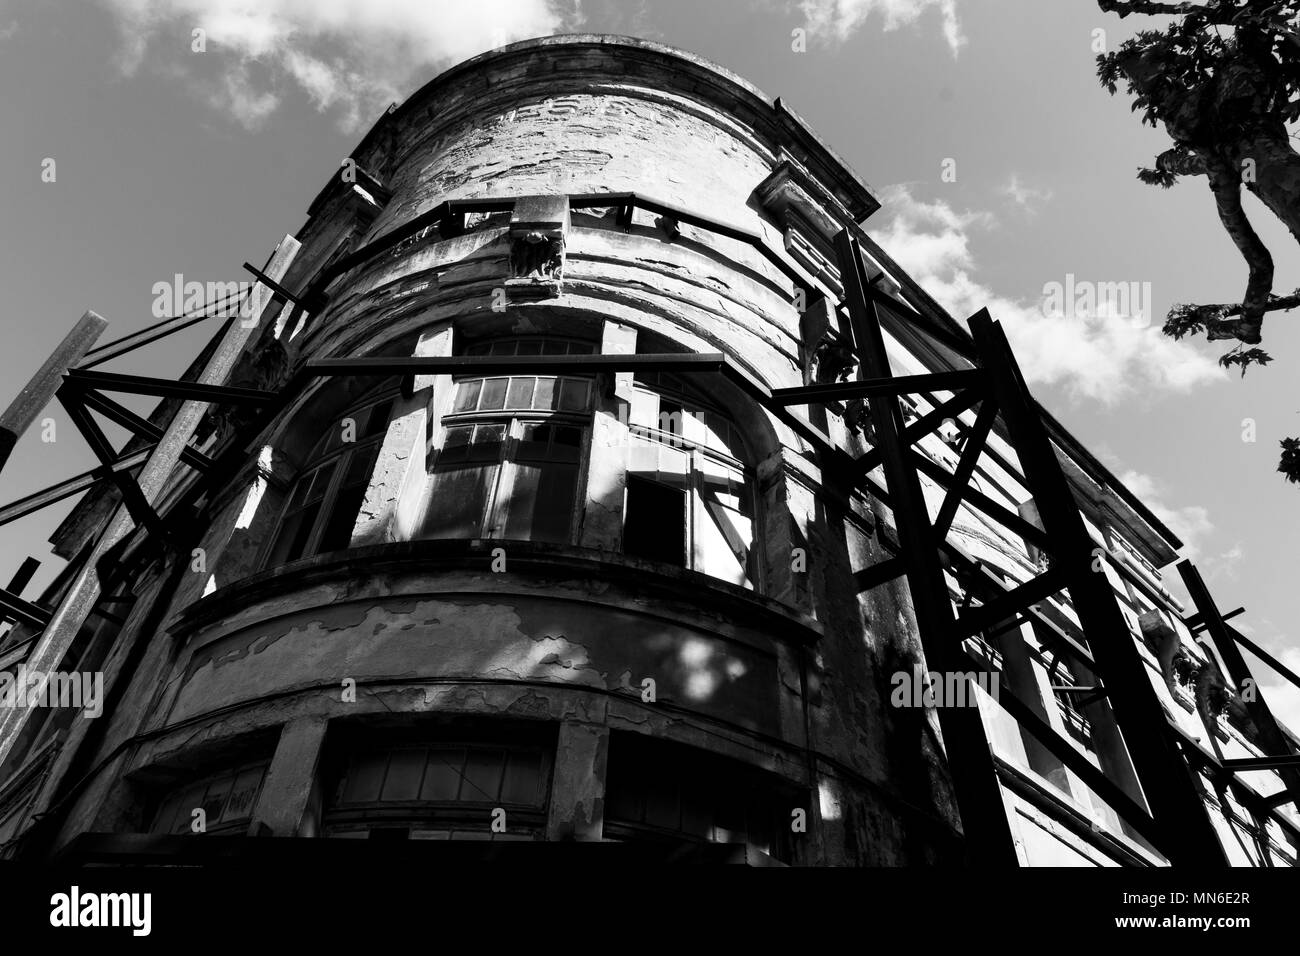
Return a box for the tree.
[1096,0,1300,482]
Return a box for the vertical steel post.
[967,309,1227,866]
[836,231,1019,865]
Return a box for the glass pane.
[343,753,387,804]
[501,751,543,806]
[268,500,321,567]
[152,795,180,835]
[317,482,367,554]
[466,342,490,356]
[461,749,504,802]
[171,786,205,833]
[344,445,377,486]
[558,378,589,411]
[202,776,232,823]
[518,423,551,461]
[362,400,393,438]
[453,380,482,413]
[304,461,336,503]
[506,377,535,409]
[410,829,452,840]
[440,425,472,462]
[420,748,465,802]
[381,749,426,801]
[421,463,496,539]
[541,340,566,355]
[479,378,508,410]
[516,340,542,355]
[503,462,576,543]
[532,377,556,410]
[469,423,505,461]
[225,767,265,822]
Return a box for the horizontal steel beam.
[65,369,278,407]
[770,370,982,406]
[1222,755,1300,773]
[956,565,1070,640]
[77,390,213,473]
[853,389,983,476]
[911,451,1053,553]
[0,448,150,527]
[241,262,301,305]
[0,587,51,629]
[853,556,905,593]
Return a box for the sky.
[0,0,1296,720]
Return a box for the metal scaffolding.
[1,194,1298,866]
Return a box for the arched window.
[622,371,758,589]
[418,337,595,544]
[263,380,398,567]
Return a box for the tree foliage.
[1097,0,1300,483]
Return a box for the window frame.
[623,374,761,589]
[420,337,598,546]
[259,381,400,570]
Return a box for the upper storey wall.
[353,35,876,238]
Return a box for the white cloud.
[97,0,572,130]
[0,19,18,41]
[1117,469,1213,557]
[798,0,965,55]
[1000,173,1052,215]
[867,185,1226,403]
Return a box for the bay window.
[419,337,594,544]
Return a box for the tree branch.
[1206,158,1274,341]
[1098,0,1236,21]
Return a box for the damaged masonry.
[0,36,1297,867]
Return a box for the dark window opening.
[321,726,554,842]
[623,476,686,567]
[603,732,800,863]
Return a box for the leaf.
[1279,437,1300,484]
[1219,347,1274,377]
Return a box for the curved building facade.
[0,36,1295,868]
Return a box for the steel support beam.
[770,370,982,405]
[6,557,40,597]
[0,588,50,630]
[57,389,169,542]
[0,235,301,771]
[932,398,998,541]
[0,311,108,474]
[837,230,1019,866]
[0,448,150,527]
[64,369,278,407]
[853,388,984,477]
[1178,560,1300,809]
[74,389,213,473]
[967,308,1227,866]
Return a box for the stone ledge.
[170,538,824,646]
